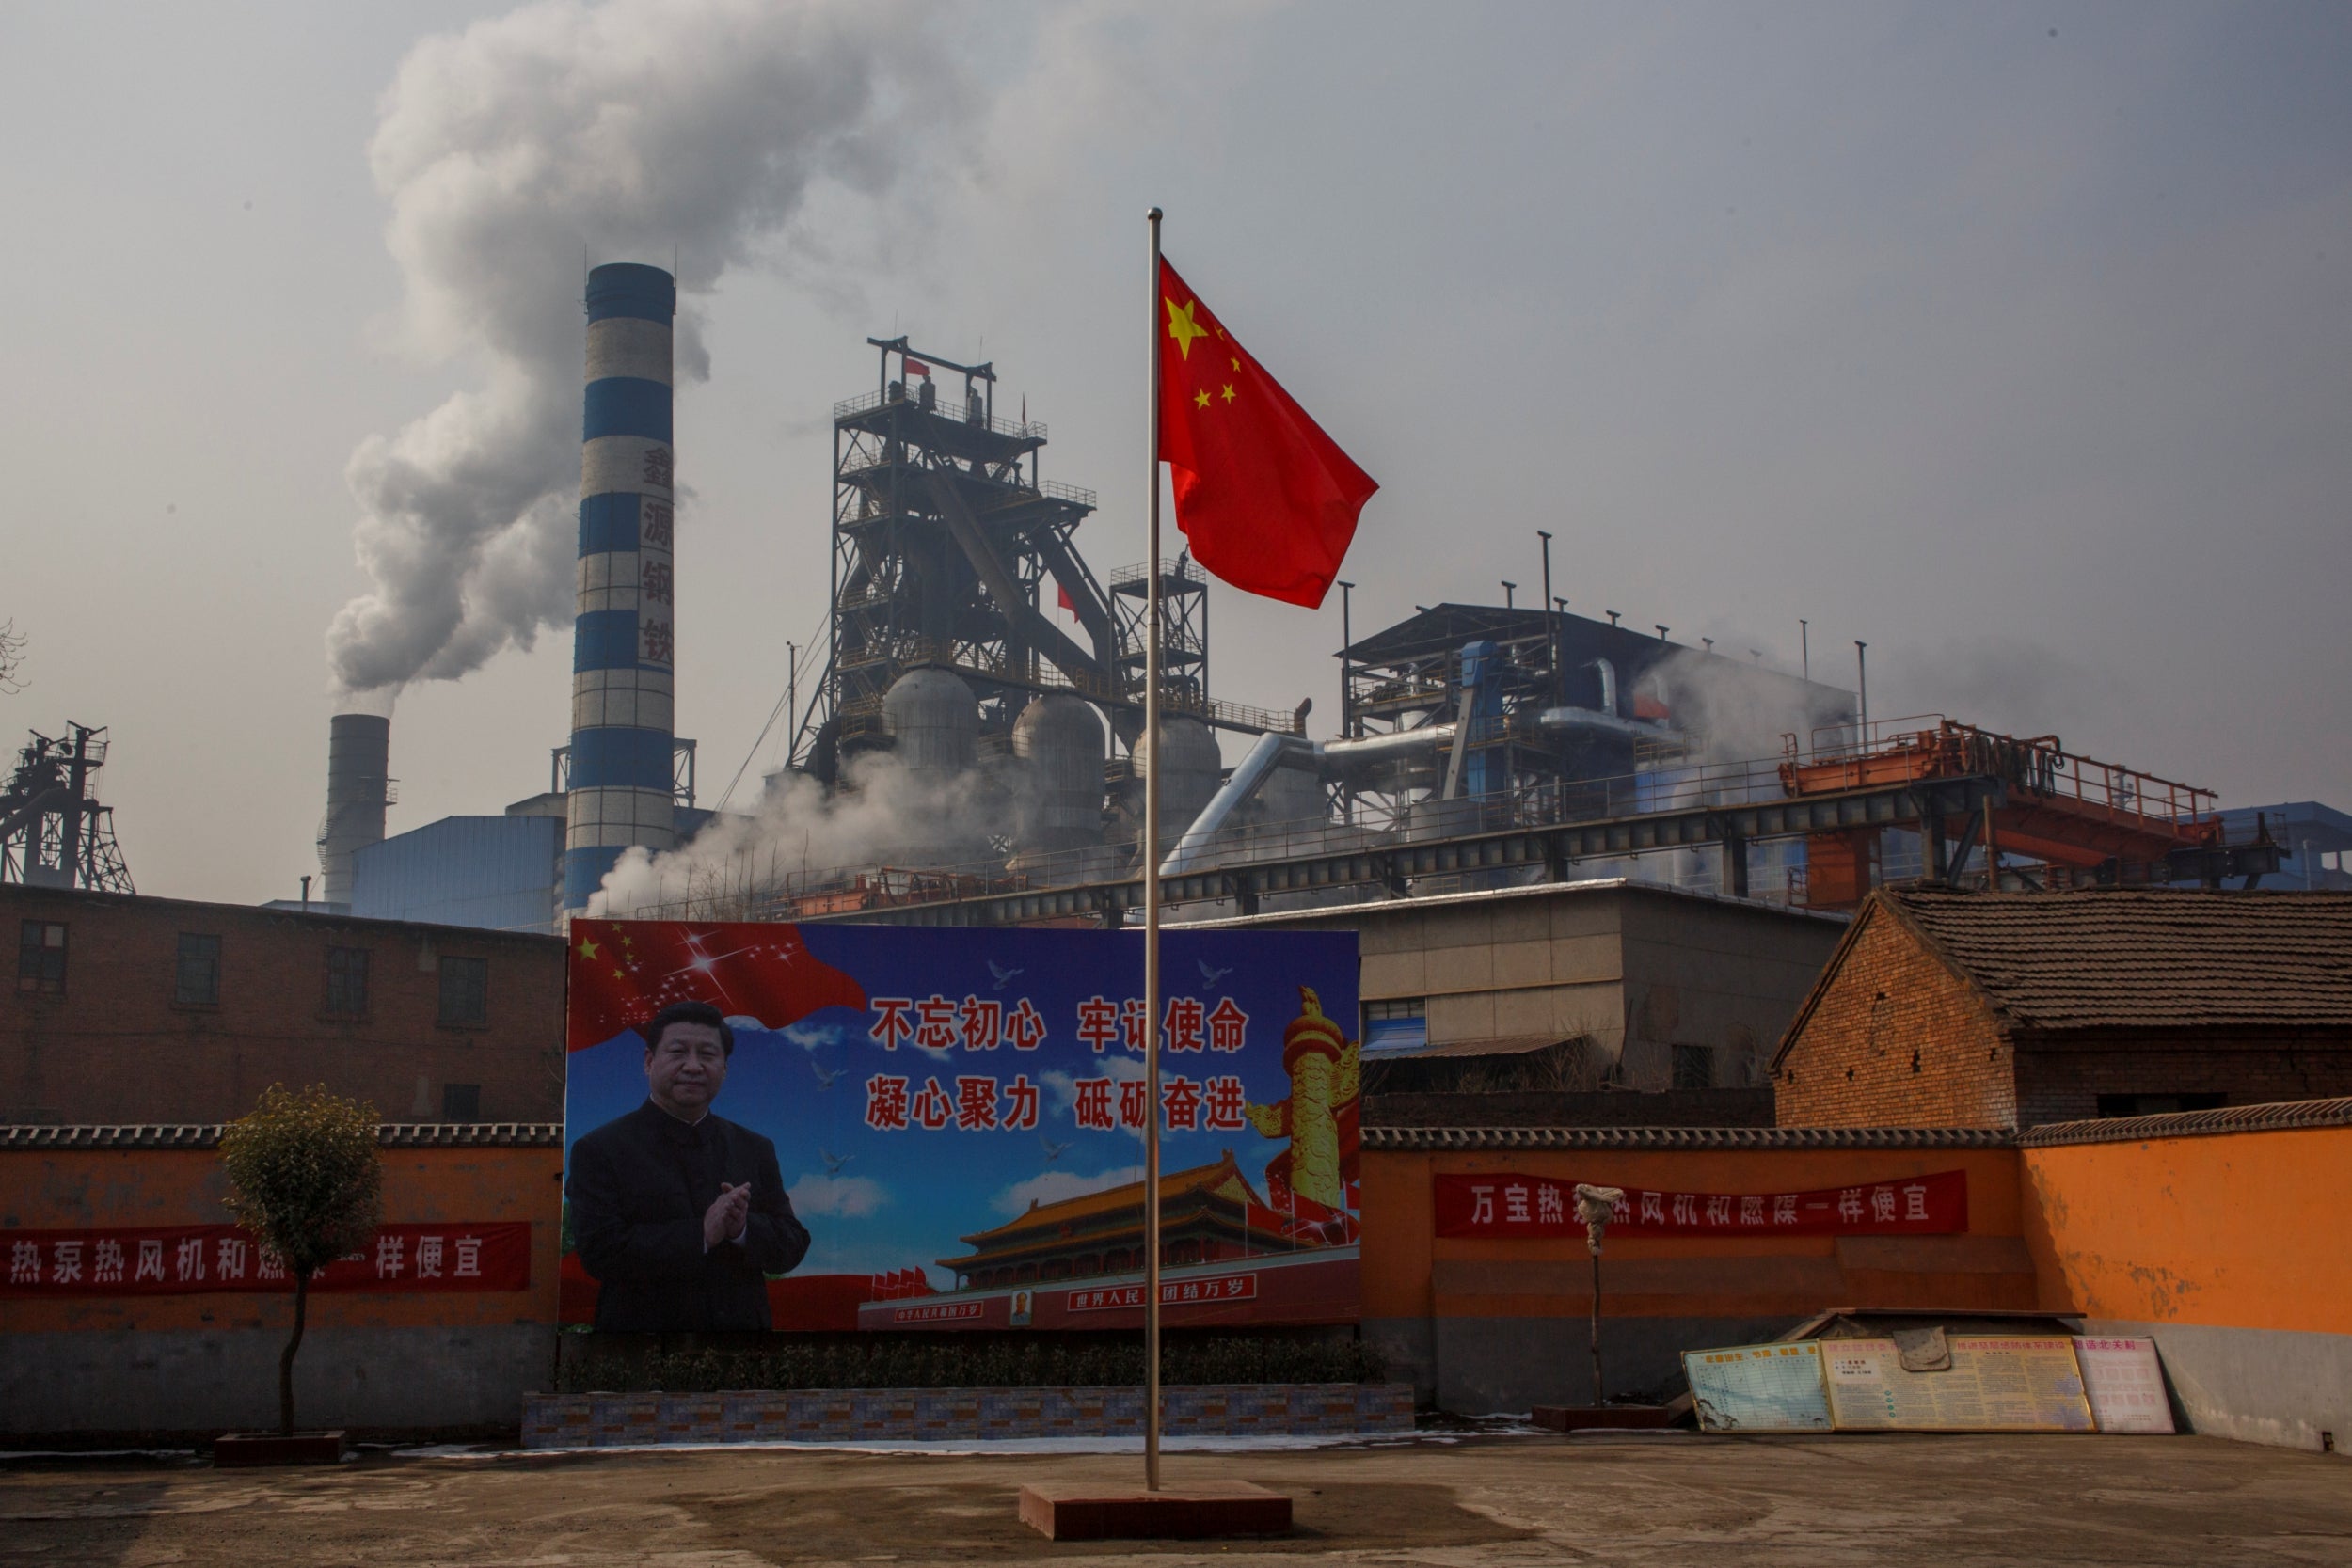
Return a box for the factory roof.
[1341,602,1678,666]
[1781,887,2352,1055]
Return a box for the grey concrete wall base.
[2,1325,555,1441]
[1385,1313,1802,1414]
[2089,1319,2351,1454]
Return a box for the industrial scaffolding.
[0,723,134,894]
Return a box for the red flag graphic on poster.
[1432,1169,1970,1239]
[1155,257,1377,609]
[566,920,867,1051]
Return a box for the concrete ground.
[3,1432,2347,1567]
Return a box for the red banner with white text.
[0,1223,532,1297]
[1433,1171,1967,1239]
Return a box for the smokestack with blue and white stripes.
[564,262,677,911]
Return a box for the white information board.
[2073,1337,2175,1434]
[1822,1336,2094,1432]
[1683,1342,1833,1433]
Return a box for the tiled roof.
[0,1123,564,1150]
[2019,1096,2352,1147]
[1886,887,2352,1035]
[1362,1125,2012,1151]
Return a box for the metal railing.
[1105,558,1209,593]
[831,386,1046,442]
[834,458,1097,515]
[1782,716,2217,829]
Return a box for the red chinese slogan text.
[0,1223,532,1296]
[1433,1170,1968,1238]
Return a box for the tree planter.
[214,1431,348,1467]
[522,1383,1414,1448]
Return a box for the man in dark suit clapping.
[566,1000,810,1331]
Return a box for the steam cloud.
[326,0,963,697]
[588,751,1013,918]
[1646,646,1853,763]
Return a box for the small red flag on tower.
[1155,258,1376,609]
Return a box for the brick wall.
[2017,1038,2352,1126]
[3,885,565,1124]
[1772,903,2018,1128]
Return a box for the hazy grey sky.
[4,1,2346,904]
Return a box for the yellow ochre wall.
[2025,1125,2352,1338]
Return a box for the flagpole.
[1141,203,1166,1496]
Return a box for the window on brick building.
[441,1083,482,1120]
[325,945,371,1016]
[175,933,221,1006]
[1672,1043,1717,1090]
[2096,1092,2226,1117]
[16,920,67,995]
[437,955,488,1027]
[1362,997,1428,1053]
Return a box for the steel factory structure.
[305,274,2283,935]
[1,723,133,895]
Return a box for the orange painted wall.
[1362,1146,2034,1323]
[0,1146,561,1335]
[2023,1126,2352,1338]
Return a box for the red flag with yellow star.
[564,920,867,1051]
[1157,258,1375,608]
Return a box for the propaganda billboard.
[561,920,1359,1334]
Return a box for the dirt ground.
[4,1432,2347,1567]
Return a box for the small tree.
[218,1085,383,1435]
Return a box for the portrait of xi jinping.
[565,999,809,1332]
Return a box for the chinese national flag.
[1156,257,1375,609]
[565,919,866,1051]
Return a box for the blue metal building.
[351,813,564,933]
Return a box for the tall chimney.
[563,263,678,911]
[319,712,390,907]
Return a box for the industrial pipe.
[1587,657,1618,719]
[1316,703,1657,779]
[1159,731,1317,878]
[1317,723,1456,768]
[1534,705,1656,741]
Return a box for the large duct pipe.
[564,263,677,912]
[1319,722,1456,768]
[1534,705,1655,741]
[1315,703,1658,779]
[1160,731,1315,878]
[319,713,389,907]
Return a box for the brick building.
[1772,887,2352,1129]
[4,884,565,1125]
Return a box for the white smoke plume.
[1646,645,1854,764]
[327,0,966,696]
[588,751,1013,918]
